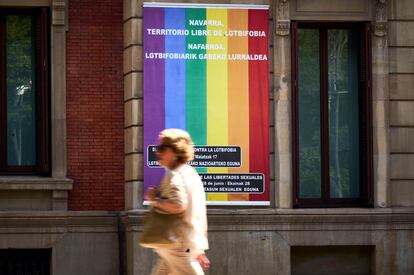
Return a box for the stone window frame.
[290,21,374,207]
[0,0,72,210]
[274,0,389,208]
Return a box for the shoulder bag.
[139,209,190,249]
[139,171,191,249]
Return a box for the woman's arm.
[145,187,185,214]
[153,171,188,214]
[152,197,185,214]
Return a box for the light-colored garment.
[151,247,204,275]
[153,164,208,274]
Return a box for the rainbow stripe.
[143,6,269,203]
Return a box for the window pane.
[6,15,36,166]
[328,29,360,198]
[298,29,321,199]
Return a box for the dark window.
[291,22,372,207]
[0,249,51,275]
[0,8,50,175]
[291,246,374,275]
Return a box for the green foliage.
[6,15,36,165]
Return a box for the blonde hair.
[158,128,195,164]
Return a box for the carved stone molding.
[375,0,387,37]
[276,0,290,36]
[123,209,414,230]
[52,0,66,26]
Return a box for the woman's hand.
[197,253,210,270]
[144,187,158,201]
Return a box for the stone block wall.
[0,213,119,275]
[389,0,414,207]
[124,209,414,275]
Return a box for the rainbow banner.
[143,3,269,205]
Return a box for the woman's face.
[156,146,177,169]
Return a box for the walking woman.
[145,128,210,275]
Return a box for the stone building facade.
[0,0,413,274]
